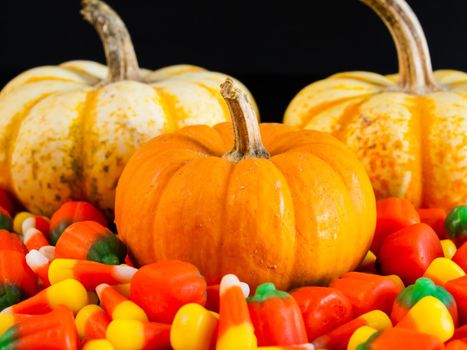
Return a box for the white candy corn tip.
[239,282,250,298]
[112,265,137,283]
[39,246,55,260]
[0,307,12,315]
[23,227,40,244]
[220,274,241,295]
[25,249,49,270]
[21,217,35,235]
[298,344,315,350]
[95,283,109,297]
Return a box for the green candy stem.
[357,330,381,350]
[247,282,290,303]
[396,277,454,309]
[0,326,18,348]
[0,212,12,231]
[0,284,24,311]
[87,233,127,265]
[446,205,467,239]
[49,220,71,246]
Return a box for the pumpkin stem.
[81,0,141,83]
[221,78,270,162]
[360,0,441,94]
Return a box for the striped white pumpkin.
[0,0,256,217]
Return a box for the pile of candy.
[0,186,466,350]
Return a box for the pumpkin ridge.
[267,157,299,283]
[149,156,202,262]
[153,87,187,129]
[300,94,371,130]
[22,76,85,86]
[153,87,177,132]
[333,98,368,140]
[217,158,234,282]
[329,72,393,87]
[67,89,96,200]
[79,89,99,203]
[59,64,104,84]
[415,96,432,207]
[194,82,231,123]
[5,94,54,192]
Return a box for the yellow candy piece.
[46,279,89,314]
[76,305,106,338]
[0,314,15,337]
[400,295,454,342]
[386,274,405,290]
[360,310,392,330]
[83,339,115,350]
[424,257,465,284]
[13,211,33,236]
[112,300,147,322]
[171,303,218,350]
[360,251,376,267]
[48,259,77,285]
[112,283,131,298]
[347,326,378,350]
[106,320,145,350]
[441,240,457,259]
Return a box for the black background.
[1,0,466,120]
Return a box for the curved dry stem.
[81,0,141,83]
[360,0,440,93]
[221,78,270,162]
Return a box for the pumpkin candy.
[115,78,376,290]
[0,0,256,217]
[284,0,467,210]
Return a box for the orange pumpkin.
[115,79,376,290]
[284,0,467,210]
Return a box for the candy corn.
[13,212,34,237]
[106,319,170,350]
[129,260,207,323]
[55,221,126,265]
[1,279,88,315]
[0,250,38,310]
[96,283,147,321]
[21,215,50,240]
[391,277,458,326]
[347,325,378,350]
[247,282,307,346]
[171,303,218,350]
[23,228,49,251]
[48,259,137,290]
[330,272,403,316]
[75,304,111,339]
[424,257,465,285]
[354,327,444,350]
[312,310,392,350]
[395,295,454,342]
[49,201,107,245]
[291,286,353,341]
[25,249,51,287]
[216,274,257,350]
[0,229,27,255]
[0,305,78,349]
[83,339,116,350]
[442,239,458,259]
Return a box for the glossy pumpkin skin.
[284,0,467,211]
[0,1,256,217]
[115,122,376,290]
